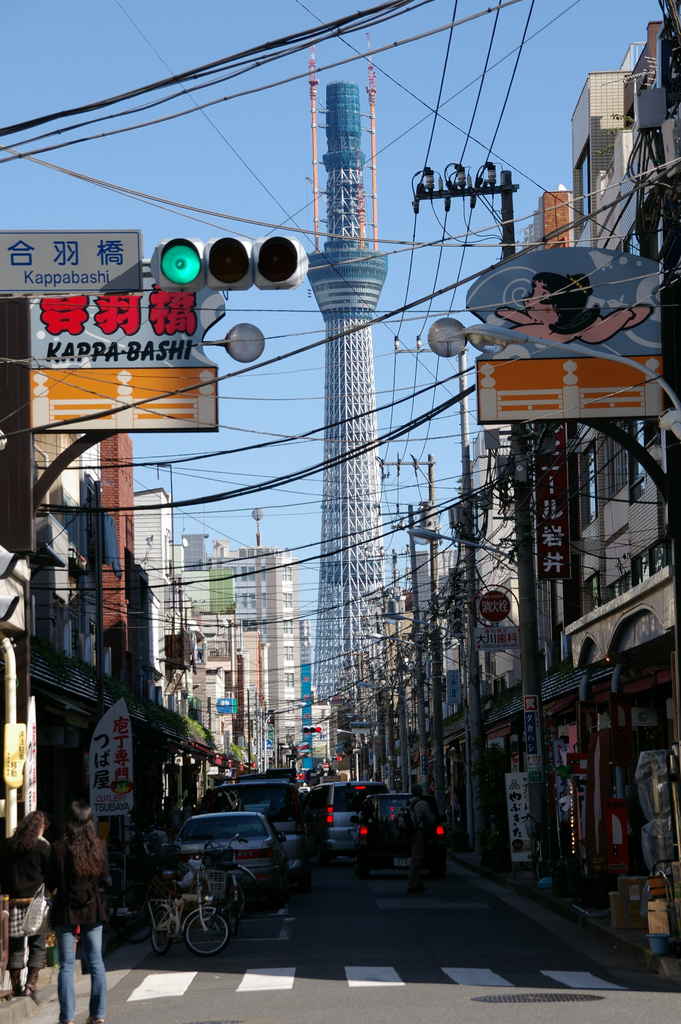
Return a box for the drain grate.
[472,993,605,1003]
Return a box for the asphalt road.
[26,858,681,1024]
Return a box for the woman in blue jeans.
[46,801,109,1024]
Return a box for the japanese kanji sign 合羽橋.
[466,248,662,422]
[30,286,223,431]
[89,698,134,817]
[0,230,142,294]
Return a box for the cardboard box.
[648,899,670,935]
[615,876,647,929]
[610,891,626,929]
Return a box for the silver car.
[175,812,290,909]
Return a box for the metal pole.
[428,455,446,815]
[408,506,429,787]
[459,354,482,845]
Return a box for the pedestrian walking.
[0,810,50,999]
[46,800,109,1024]
[406,784,435,894]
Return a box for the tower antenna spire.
[309,45,320,252]
[366,33,379,250]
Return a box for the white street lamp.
[407,526,513,562]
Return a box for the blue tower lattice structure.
[309,81,388,697]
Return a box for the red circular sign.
[473,588,512,624]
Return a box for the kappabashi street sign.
[30,286,223,431]
[466,248,662,422]
[0,230,142,294]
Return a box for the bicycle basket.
[205,870,227,899]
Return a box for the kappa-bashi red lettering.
[40,296,89,335]
[93,294,141,336]
[149,287,197,336]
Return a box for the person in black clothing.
[0,810,50,999]
[406,784,435,894]
[46,800,109,1024]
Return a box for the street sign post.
[0,230,143,294]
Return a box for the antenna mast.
[309,46,320,252]
[366,33,379,250]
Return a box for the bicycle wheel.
[234,868,259,918]
[150,924,173,956]
[183,906,230,957]
[112,882,151,944]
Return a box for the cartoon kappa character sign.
[466,249,661,357]
[495,270,652,344]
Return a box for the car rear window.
[179,814,268,841]
[336,784,388,813]
[237,784,296,822]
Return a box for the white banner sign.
[505,772,531,864]
[89,698,134,816]
[24,697,37,813]
[474,625,521,651]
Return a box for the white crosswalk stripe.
[237,968,296,992]
[345,966,405,987]
[128,971,197,1001]
[541,970,626,990]
[442,967,513,987]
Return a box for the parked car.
[353,793,446,879]
[175,811,290,908]
[205,785,243,814]
[304,781,388,864]
[211,779,312,893]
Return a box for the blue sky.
[2,0,660,624]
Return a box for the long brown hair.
[64,800,104,876]
[6,811,47,854]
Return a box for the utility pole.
[458,348,483,845]
[427,455,446,815]
[407,506,429,788]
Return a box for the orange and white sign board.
[31,366,217,431]
[476,354,663,423]
[30,287,223,431]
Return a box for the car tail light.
[236,847,274,860]
[436,824,445,836]
[359,826,368,836]
[326,805,333,825]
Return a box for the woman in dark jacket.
[46,801,109,1024]
[0,810,49,998]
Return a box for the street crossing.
[126,966,627,1000]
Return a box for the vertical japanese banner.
[89,698,134,817]
[24,697,37,813]
[505,772,531,863]
[536,423,571,580]
[524,695,543,783]
[605,797,629,873]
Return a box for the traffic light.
[151,238,205,291]
[303,726,323,736]
[151,235,308,292]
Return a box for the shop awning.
[487,724,511,740]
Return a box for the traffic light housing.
[151,235,308,291]
[150,238,205,291]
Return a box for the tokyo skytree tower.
[308,79,388,696]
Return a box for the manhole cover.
[472,993,605,1003]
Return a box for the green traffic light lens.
[161,240,201,285]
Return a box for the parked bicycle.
[149,840,254,957]
[111,843,184,944]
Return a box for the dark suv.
[304,781,388,864]
[218,778,311,892]
[354,792,446,878]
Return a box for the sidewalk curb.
[448,851,681,983]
